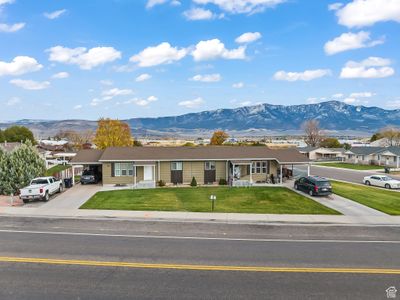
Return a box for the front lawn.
[332,181,400,215]
[45,164,71,176]
[80,187,339,215]
[316,163,383,170]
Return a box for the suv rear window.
[316,181,331,187]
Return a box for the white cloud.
[235,32,262,44]
[340,56,395,79]
[146,0,168,8]
[0,0,15,5]
[52,71,69,79]
[44,9,67,20]
[190,73,221,82]
[306,97,319,104]
[0,22,25,32]
[73,104,82,110]
[386,100,400,109]
[324,31,384,55]
[193,0,285,14]
[273,69,331,81]
[178,97,204,108]
[328,2,343,11]
[343,97,358,104]
[130,42,187,67]
[336,0,400,27]
[90,98,101,106]
[239,100,252,106]
[102,88,133,100]
[47,46,121,70]
[232,82,244,88]
[100,79,113,86]
[6,96,20,106]
[135,73,152,82]
[349,92,375,98]
[192,39,246,61]
[332,93,344,99]
[10,79,50,90]
[183,7,216,20]
[0,56,42,76]
[125,95,158,106]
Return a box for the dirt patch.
[0,195,24,207]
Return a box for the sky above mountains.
[0,0,399,120]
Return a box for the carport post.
[71,165,75,186]
[307,163,310,176]
[134,165,137,189]
[279,164,283,184]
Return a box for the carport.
[70,149,104,186]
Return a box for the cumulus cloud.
[192,0,285,14]
[130,42,187,67]
[47,46,121,70]
[52,72,69,79]
[232,82,244,88]
[328,2,343,11]
[0,0,15,5]
[0,22,25,32]
[273,69,331,81]
[183,7,216,20]
[10,79,50,90]
[192,39,246,61]
[190,73,221,82]
[340,56,395,79]
[0,56,42,76]
[146,0,168,8]
[235,32,262,44]
[332,93,344,99]
[6,96,20,106]
[100,79,113,86]
[178,97,204,108]
[102,88,134,100]
[135,73,152,82]
[324,31,384,55]
[335,0,400,27]
[125,95,158,106]
[386,100,400,109]
[349,92,375,98]
[44,9,67,19]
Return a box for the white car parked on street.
[363,175,400,189]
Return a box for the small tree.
[302,120,322,147]
[93,118,133,149]
[190,177,197,187]
[210,130,229,145]
[320,138,341,148]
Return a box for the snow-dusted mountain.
[1,101,399,137]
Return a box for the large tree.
[302,120,322,147]
[93,118,133,149]
[210,130,229,145]
[0,141,45,195]
[320,137,341,148]
[1,126,35,144]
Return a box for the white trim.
[99,158,309,164]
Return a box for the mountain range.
[1,101,399,137]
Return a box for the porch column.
[225,161,228,181]
[134,165,137,188]
[158,161,161,182]
[153,165,156,186]
[71,165,75,186]
[397,156,399,169]
[307,163,311,176]
[279,164,283,184]
[249,163,253,184]
[232,163,235,185]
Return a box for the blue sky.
[0,0,399,120]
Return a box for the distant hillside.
[1,101,399,137]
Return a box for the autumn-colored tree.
[210,130,229,145]
[302,120,322,147]
[93,118,133,149]
[380,126,400,146]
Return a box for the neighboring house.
[345,147,400,168]
[298,147,346,161]
[71,146,310,188]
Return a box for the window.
[171,162,183,171]
[205,161,216,170]
[252,161,267,174]
[114,163,134,176]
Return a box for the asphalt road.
[1,217,400,299]
[309,165,400,184]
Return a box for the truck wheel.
[43,192,49,202]
[23,199,29,204]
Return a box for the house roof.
[297,146,318,153]
[376,146,400,156]
[70,149,104,164]
[347,147,386,155]
[71,146,309,164]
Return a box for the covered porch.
[133,161,157,189]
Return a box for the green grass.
[45,164,71,176]
[80,187,339,215]
[332,181,400,215]
[316,162,384,170]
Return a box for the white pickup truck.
[19,177,64,203]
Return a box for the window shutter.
[111,163,115,177]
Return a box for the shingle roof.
[377,146,400,156]
[347,147,386,155]
[297,146,318,153]
[71,146,309,164]
[70,149,104,164]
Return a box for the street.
[0,217,400,299]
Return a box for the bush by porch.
[80,186,339,215]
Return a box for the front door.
[171,162,183,184]
[204,161,216,184]
[143,166,153,181]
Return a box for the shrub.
[158,180,166,187]
[218,178,227,185]
[190,177,197,187]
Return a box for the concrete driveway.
[38,184,102,211]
